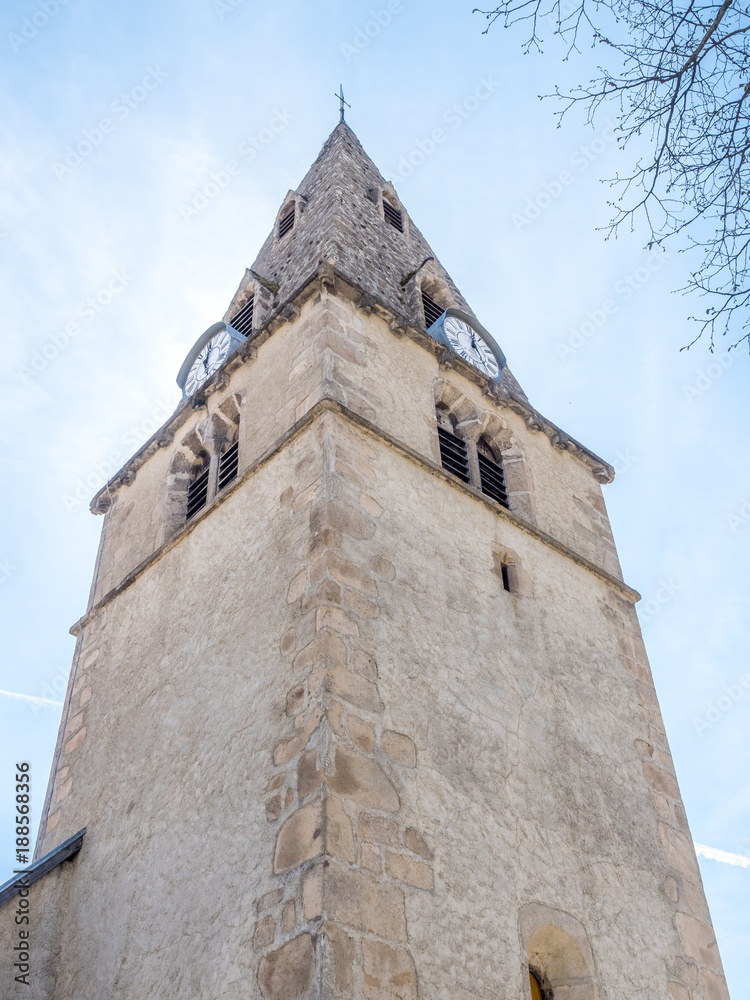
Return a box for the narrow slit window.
[422,291,443,328]
[383,199,403,232]
[217,440,239,492]
[186,463,210,520]
[501,564,511,592]
[477,438,509,509]
[230,296,254,338]
[278,204,295,238]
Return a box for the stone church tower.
[1,121,729,1000]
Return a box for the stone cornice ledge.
[227,261,615,482]
[73,398,639,636]
[90,265,614,513]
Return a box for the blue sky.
[0,0,747,991]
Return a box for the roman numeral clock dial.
[440,313,505,380]
[176,321,247,400]
[444,316,499,379]
[184,329,232,396]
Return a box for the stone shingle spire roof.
[229,120,526,398]
[251,122,476,314]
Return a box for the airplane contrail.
[0,689,63,708]
[694,843,750,869]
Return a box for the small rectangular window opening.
[278,205,295,238]
[422,291,443,328]
[218,441,239,492]
[230,296,254,338]
[501,564,511,592]
[383,199,403,232]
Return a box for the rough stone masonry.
[0,122,729,1000]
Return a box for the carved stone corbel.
[358,293,376,315]
[592,466,614,484]
[317,260,336,290]
[436,348,454,370]
[482,381,510,406]
[91,495,112,515]
[204,371,230,396]
[525,414,542,433]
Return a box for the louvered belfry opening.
[278,204,295,238]
[383,199,403,232]
[218,440,239,492]
[436,412,470,483]
[185,459,211,520]
[477,438,509,509]
[230,296,254,337]
[422,291,443,329]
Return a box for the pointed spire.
[230,122,526,398]
[245,122,474,323]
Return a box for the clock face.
[444,315,500,379]
[184,330,232,396]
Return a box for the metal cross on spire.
[334,85,351,122]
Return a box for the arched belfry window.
[163,398,244,540]
[433,379,535,524]
[436,410,510,510]
[436,408,470,483]
[476,436,509,508]
[185,433,240,522]
[217,432,239,492]
[186,455,211,520]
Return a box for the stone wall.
[86,287,622,614]
[0,865,72,1000]
[16,288,728,1000]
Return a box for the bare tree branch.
[475,0,750,351]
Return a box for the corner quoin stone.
[326,863,408,941]
[258,934,316,1000]
[274,799,324,873]
[328,745,400,812]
